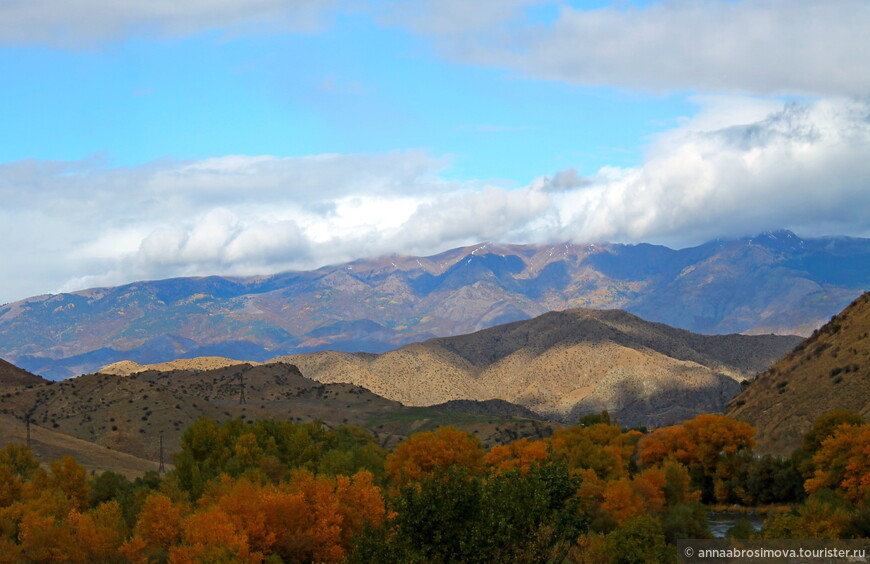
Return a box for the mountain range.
[1,230,866,379]
[727,291,870,455]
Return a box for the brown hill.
[1,360,557,470]
[0,357,44,389]
[727,292,870,456]
[275,308,800,427]
[0,413,161,477]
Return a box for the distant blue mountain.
[0,231,866,379]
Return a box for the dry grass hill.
[0,358,43,389]
[276,308,801,427]
[0,413,161,477]
[727,292,870,455]
[1,358,558,472]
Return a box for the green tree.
[605,514,674,564]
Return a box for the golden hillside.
[727,292,870,455]
[276,308,800,427]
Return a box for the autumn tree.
[0,444,39,480]
[604,514,674,564]
[47,456,90,511]
[385,426,484,487]
[550,423,639,480]
[123,491,188,560]
[805,423,870,503]
[638,414,754,501]
[483,438,549,475]
[175,418,385,498]
[65,501,129,563]
[794,409,864,479]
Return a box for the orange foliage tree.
[550,423,640,480]
[601,480,645,526]
[47,456,90,511]
[65,501,129,563]
[122,491,189,560]
[483,438,550,474]
[638,414,754,473]
[805,423,870,503]
[127,469,387,564]
[385,426,484,486]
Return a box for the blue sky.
[0,0,868,303]
[0,11,689,182]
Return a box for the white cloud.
[424,0,870,98]
[7,1,866,99]
[1,97,868,304]
[0,0,350,46]
[378,0,549,35]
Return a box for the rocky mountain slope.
[727,292,870,456]
[1,231,865,379]
[0,358,556,469]
[276,308,801,427]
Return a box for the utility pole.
[158,433,165,474]
[25,416,31,450]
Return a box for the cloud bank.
[1,97,867,304]
[414,0,870,97]
[6,1,868,98]
[0,0,351,46]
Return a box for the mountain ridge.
[1,231,865,379]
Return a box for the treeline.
[0,410,868,563]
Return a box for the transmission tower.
[158,433,165,474]
[239,370,247,405]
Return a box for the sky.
[0,0,868,304]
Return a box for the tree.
[638,415,754,502]
[483,438,549,475]
[66,501,128,562]
[170,505,260,564]
[0,444,39,480]
[601,480,645,526]
[805,423,870,503]
[795,410,864,479]
[385,426,484,487]
[605,514,674,564]
[48,456,90,511]
[550,423,638,480]
[130,492,187,553]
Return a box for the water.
[707,511,765,538]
